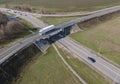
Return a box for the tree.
[0,12,8,37]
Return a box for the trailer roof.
[39,25,54,33]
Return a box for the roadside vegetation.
[0,12,32,50]
[70,16,120,65]
[19,17,37,32]
[15,46,81,84]
[3,11,16,16]
[0,0,120,13]
[40,17,79,25]
[57,46,110,84]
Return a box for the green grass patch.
[70,16,120,65]
[19,18,36,30]
[15,46,81,84]
[40,17,79,25]
[3,11,16,16]
[0,4,5,7]
[58,47,110,84]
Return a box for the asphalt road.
[0,34,41,64]
[1,6,119,17]
[56,5,120,29]
[0,9,47,64]
[0,6,120,83]
[0,8,47,28]
[29,5,120,18]
[0,6,120,19]
[58,37,120,83]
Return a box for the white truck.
[39,25,62,39]
[39,25,55,36]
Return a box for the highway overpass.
[0,5,120,83]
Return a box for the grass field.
[15,46,81,84]
[58,47,110,84]
[40,17,79,25]
[70,16,120,65]
[0,0,120,12]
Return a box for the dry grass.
[0,0,120,12]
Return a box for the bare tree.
[0,12,8,37]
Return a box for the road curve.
[31,5,120,17]
[0,5,120,18]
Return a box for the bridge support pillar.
[33,39,50,54]
[71,24,82,33]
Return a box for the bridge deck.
[0,6,120,65]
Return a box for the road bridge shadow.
[46,26,72,44]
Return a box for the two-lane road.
[0,34,41,64]
[0,9,47,64]
[58,37,120,83]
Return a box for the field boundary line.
[53,44,87,84]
